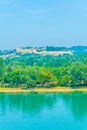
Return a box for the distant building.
[16,47,73,56]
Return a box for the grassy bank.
[0,87,87,93]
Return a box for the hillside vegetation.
[0,46,87,88]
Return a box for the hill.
[0,46,87,59]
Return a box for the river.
[0,92,87,130]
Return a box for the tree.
[0,58,4,83]
[70,62,87,87]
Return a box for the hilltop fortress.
[16,47,73,56]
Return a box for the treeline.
[0,53,87,88]
[5,53,87,67]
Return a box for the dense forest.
[0,48,87,89]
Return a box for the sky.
[0,0,87,49]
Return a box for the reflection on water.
[0,93,58,116]
[0,92,87,130]
[0,92,87,118]
[62,92,87,118]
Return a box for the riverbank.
[0,87,87,93]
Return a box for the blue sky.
[0,0,87,49]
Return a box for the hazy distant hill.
[46,46,68,51]
[46,46,87,53]
[69,46,87,54]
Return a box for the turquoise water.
[0,92,87,130]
